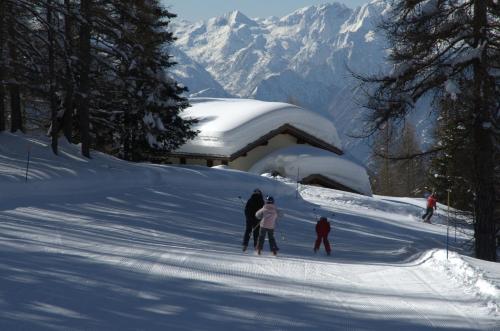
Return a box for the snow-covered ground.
[1,133,499,330]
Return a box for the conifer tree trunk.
[62,0,74,142]
[48,0,58,154]
[7,4,22,133]
[0,0,5,132]
[78,0,91,157]
[384,124,390,193]
[472,0,496,261]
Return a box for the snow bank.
[176,98,342,156]
[423,249,500,315]
[249,145,372,196]
[0,132,297,203]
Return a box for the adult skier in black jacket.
[242,189,264,252]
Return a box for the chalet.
[169,98,372,195]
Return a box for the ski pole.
[295,167,300,199]
[274,217,285,241]
[25,145,31,183]
[312,208,320,220]
[276,210,286,241]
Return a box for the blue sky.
[161,0,371,22]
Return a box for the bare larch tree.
[356,0,499,261]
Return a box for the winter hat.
[319,216,327,222]
[265,196,274,204]
[253,188,262,195]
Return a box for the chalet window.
[297,138,306,144]
[180,157,186,164]
[222,160,228,166]
[207,159,213,167]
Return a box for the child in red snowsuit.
[314,216,331,256]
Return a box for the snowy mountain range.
[168,0,435,161]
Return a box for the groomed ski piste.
[1,132,499,330]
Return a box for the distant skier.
[255,195,280,256]
[242,189,264,252]
[422,192,438,223]
[314,216,331,256]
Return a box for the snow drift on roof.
[176,98,342,156]
[249,145,372,196]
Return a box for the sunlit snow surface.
[0,133,498,330]
[249,145,372,196]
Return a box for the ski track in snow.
[0,135,499,330]
[2,190,498,331]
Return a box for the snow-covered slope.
[1,133,498,330]
[171,1,394,159]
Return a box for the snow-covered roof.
[174,98,342,157]
[249,145,372,196]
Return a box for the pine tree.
[46,0,59,154]
[0,0,67,138]
[103,0,197,161]
[0,0,6,132]
[428,91,475,211]
[40,0,77,154]
[370,122,426,197]
[78,0,91,158]
[392,123,425,197]
[0,1,197,161]
[357,0,500,261]
[5,1,29,133]
[370,122,396,195]
[61,0,76,143]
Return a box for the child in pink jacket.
[255,196,279,256]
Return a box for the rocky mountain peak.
[169,1,415,160]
